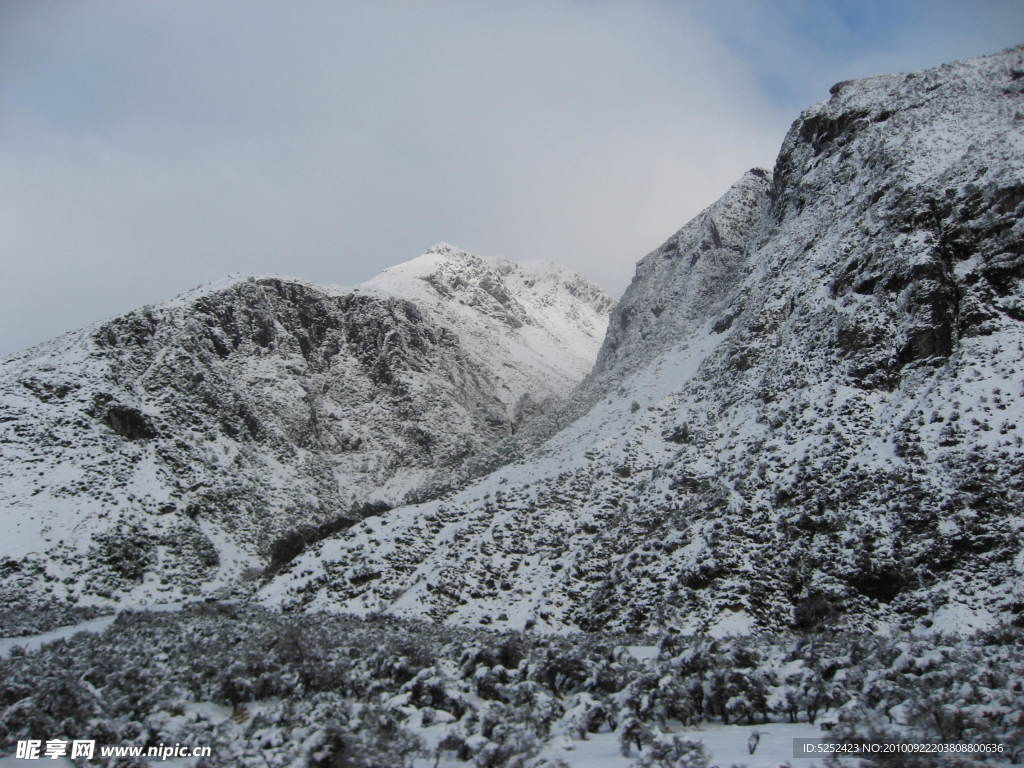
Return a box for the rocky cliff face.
[0,252,611,608]
[593,169,771,380]
[265,46,1024,636]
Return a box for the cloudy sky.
[2,1,1022,356]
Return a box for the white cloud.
[0,0,1020,355]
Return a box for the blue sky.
[1,1,1022,355]
[699,0,1024,110]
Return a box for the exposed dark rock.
[798,108,870,155]
[104,405,158,440]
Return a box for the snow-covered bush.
[630,735,709,768]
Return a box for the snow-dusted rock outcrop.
[265,46,1024,636]
[0,250,611,607]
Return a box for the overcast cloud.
[2,1,1022,356]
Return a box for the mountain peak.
[423,241,472,258]
[363,244,613,407]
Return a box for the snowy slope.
[264,46,1024,636]
[0,252,611,609]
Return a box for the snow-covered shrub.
[631,735,709,768]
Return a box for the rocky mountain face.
[265,46,1024,636]
[0,251,611,608]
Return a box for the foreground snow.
[415,721,829,768]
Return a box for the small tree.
[619,716,653,757]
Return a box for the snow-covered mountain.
[0,250,611,608]
[264,46,1024,636]
[363,243,613,420]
